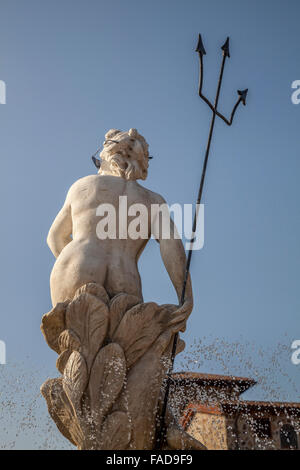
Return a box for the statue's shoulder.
[67,174,98,198]
[136,182,166,205]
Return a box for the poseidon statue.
[41,128,204,450]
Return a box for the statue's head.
[99,128,150,181]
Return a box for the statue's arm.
[47,196,72,258]
[153,195,193,321]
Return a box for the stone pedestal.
[41,283,205,450]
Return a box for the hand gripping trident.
[157,34,248,449]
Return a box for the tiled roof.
[171,371,256,393]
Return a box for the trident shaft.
[157,34,248,449]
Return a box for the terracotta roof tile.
[171,371,256,393]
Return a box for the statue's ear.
[92,156,101,169]
[105,129,120,140]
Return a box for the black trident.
[157,34,248,448]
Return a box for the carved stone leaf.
[74,283,109,305]
[58,329,81,353]
[56,349,72,374]
[66,292,109,368]
[176,337,185,355]
[41,378,84,447]
[40,301,69,353]
[112,302,172,368]
[89,343,126,421]
[63,351,88,413]
[109,293,140,338]
[100,411,131,450]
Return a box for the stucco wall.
[187,412,228,450]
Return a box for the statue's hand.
[168,297,193,333]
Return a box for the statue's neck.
[98,160,119,177]
[98,168,118,177]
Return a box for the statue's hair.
[100,128,149,181]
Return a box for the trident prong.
[197,34,248,125]
[156,34,248,450]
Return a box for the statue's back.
[50,174,157,304]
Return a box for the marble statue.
[41,128,205,450]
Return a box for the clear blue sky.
[0,0,299,448]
